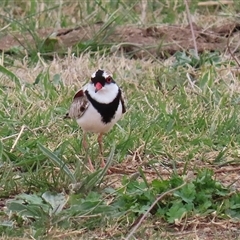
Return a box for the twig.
[1,125,47,141]
[141,0,147,25]
[215,166,240,173]
[125,181,188,240]
[37,52,48,68]
[10,125,25,152]
[184,0,199,58]
[0,23,11,32]
[198,1,233,6]
[53,229,87,239]
[108,166,178,175]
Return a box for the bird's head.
[91,69,115,93]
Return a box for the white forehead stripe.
[91,71,96,78]
[102,71,110,78]
[91,70,110,79]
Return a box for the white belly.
[76,103,123,133]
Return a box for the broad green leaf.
[7,201,29,212]
[52,74,62,85]
[42,191,67,215]
[152,179,169,193]
[166,202,187,223]
[7,201,46,219]
[174,182,196,204]
[17,193,44,205]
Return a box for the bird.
[65,69,126,171]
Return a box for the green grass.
[1,0,240,239]
[1,52,240,239]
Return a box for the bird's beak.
[95,82,103,93]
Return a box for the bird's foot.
[101,157,106,168]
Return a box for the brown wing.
[66,89,90,119]
[120,88,126,114]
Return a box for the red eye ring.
[106,76,112,83]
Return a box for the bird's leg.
[97,133,104,155]
[97,133,105,168]
[82,132,95,172]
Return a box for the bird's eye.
[106,76,112,83]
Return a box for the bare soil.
[1,22,240,58]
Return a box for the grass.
[1,0,240,239]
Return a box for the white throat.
[87,83,119,104]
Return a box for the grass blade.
[0,65,21,88]
[96,144,116,184]
[38,143,76,183]
[69,145,115,193]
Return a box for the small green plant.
[113,169,236,225]
[2,169,240,238]
[3,192,67,238]
[173,51,223,68]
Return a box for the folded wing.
[66,89,90,119]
